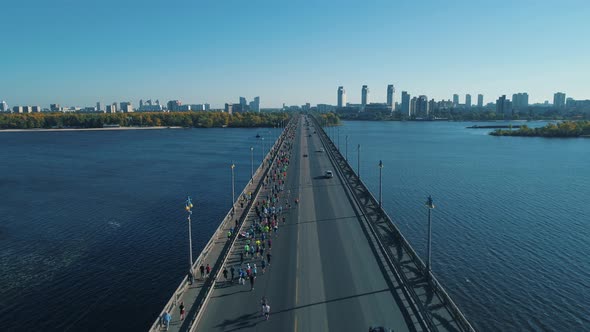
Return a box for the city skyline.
[2,0,589,107]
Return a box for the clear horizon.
[1,0,589,108]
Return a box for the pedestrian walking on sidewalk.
[223,267,228,281]
[161,311,171,331]
[199,265,205,279]
[240,252,244,265]
[206,264,211,277]
[188,270,194,285]
[230,266,235,282]
[179,302,185,320]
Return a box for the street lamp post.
[250,147,254,183]
[185,197,194,276]
[425,195,435,279]
[379,160,383,207]
[357,144,361,179]
[261,137,264,163]
[231,163,236,213]
[345,135,348,161]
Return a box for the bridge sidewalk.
[157,157,275,332]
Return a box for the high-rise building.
[512,93,529,110]
[50,104,61,112]
[31,106,42,113]
[253,97,260,112]
[361,85,369,110]
[13,106,23,113]
[401,91,410,116]
[337,86,346,107]
[224,103,233,114]
[167,100,181,112]
[96,102,101,112]
[139,99,143,108]
[239,97,247,107]
[465,94,472,107]
[410,97,417,116]
[553,92,566,109]
[387,84,395,111]
[477,94,484,108]
[453,94,459,107]
[496,95,512,117]
[120,102,133,113]
[0,100,8,112]
[417,95,429,115]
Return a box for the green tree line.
[0,111,290,129]
[490,121,590,137]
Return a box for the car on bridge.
[325,170,333,178]
[317,148,324,153]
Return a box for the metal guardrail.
[311,115,476,332]
[149,117,295,332]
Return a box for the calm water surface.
[0,127,279,331]
[332,120,590,331]
[1,122,588,331]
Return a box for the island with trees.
[0,111,290,130]
[490,121,590,138]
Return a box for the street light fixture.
[357,144,361,179]
[345,135,348,161]
[425,195,435,280]
[231,163,235,214]
[185,196,194,276]
[250,147,254,183]
[379,160,383,207]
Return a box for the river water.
[0,122,588,331]
[330,120,590,331]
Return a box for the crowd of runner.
[222,117,298,321]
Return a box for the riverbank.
[0,126,183,133]
[490,120,590,138]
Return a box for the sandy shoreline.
[0,126,184,133]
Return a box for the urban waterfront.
[0,121,588,331]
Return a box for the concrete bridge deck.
[151,114,475,332]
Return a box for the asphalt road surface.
[195,115,412,332]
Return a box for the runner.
[261,259,266,274]
[249,274,256,291]
[262,303,270,320]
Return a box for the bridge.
[150,114,475,332]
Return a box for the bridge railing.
[312,115,475,332]
[149,117,295,332]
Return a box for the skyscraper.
[553,92,566,109]
[250,96,260,112]
[417,95,429,115]
[361,85,369,110]
[496,95,512,117]
[387,84,395,111]
[96,102,101,112]
[0,100,8,112]
[401,91,410,116]
[477,94,484,108]
[337,86,346,107]
[453,94,459,107]
[465,94,472,107]
[239,97,247,107]
[410,97,417,116]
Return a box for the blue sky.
[1,0,589,108]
